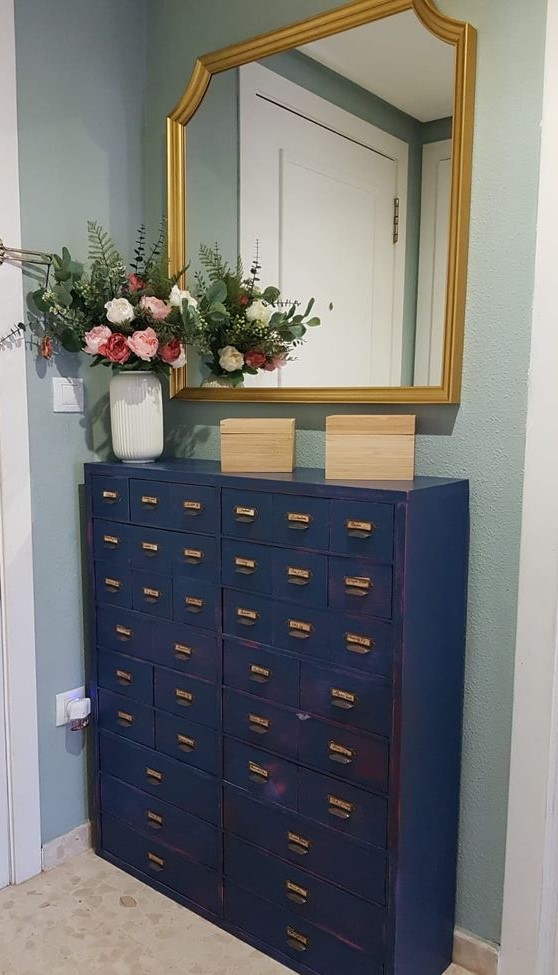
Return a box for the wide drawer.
[95,563,132,609]
[154,667,219,728]
[98,648,153,705]
[100,774,219,867]
[130,480,218,535]
[223,590,273,645]
[221,538,272,595]
[224,739,297,810]
[90,475,129,522]
[300,718,389,794]
[96,606,151,660]
[224,639,299,708]
[156,710,220,776]
[223,688,298,760]
[92,519,132,566]
[300,662,392,738]
[330,500,394,562]
[97,689,154,747]
[101,815,220,916]
[99,732,220,823]
[298,769,388,848]
[131,569,172,619]
[272,495,329,551]
[173,577,218,631]
[272,548,328,608]
[329,557,393,619]
[222,488,272,542]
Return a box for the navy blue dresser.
[85,459,469,975]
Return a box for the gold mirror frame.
[167,0,476,403]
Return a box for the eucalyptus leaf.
[60,328,82,353]
[306,317,321,327]
[289,324,305,339]
[269,311,284,326]
[262,286,280,304]
[29,289,50,313]
[206,279,227,304]
[209,301,228,316]
[287,303,296,319]
[303,297,315,317]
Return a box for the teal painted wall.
[144,0,546,942]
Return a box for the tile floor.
[0,850,472,975]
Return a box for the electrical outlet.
[55,686,85,727]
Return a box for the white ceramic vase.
[109,371,164,464]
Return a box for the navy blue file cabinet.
[86,459,469,975]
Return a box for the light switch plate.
[52,377,84,413]
[55,686,85,726]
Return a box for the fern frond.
[87,221,122,269]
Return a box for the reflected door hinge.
[393,197,400,244]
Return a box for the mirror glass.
[185,9,456,389]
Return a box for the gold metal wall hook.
[0,237,52,268]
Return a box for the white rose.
[104,297,135,326]
[245,298,273,326]
[169,285,198,310]
[218,345,244,373]
[170,346,187,369]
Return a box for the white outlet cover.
[56,686,85,726]
[52,377,84,413]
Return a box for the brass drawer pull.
[141,495,159,507]
[345,518,375,538]
[345,631,374,655]
[146,810,163,828]
[143,587,162,601]
[183,499,204,514]
[234,557,257,575]
[102,489,120,502]
[237,607,258,626]
[105,577,122,591]
[286,881,309,905]
[185,596,204,613]
[103,534,120,547]
[331,688,357,710]
[176,733,196,752]
[234,505,257,522]
[183,548,203,564]
[115,624,133,640]
[286,927,309,952]
[328,795,354,820]
[145,767,164,783]
[248,713,270,735]
[329,740,355,765]
[344,575,372,596]
[117,710,134,726]
[174,642,193,660]
[248,760,269,782]
[141,541,159,553]
[175,688,194,705]
[288,618,313,640]
[286,512,312,529]
[115,669,133,685]
[249,663,272,684]
[147,851,165,870]
[287,831,310,855]
[287,567,312,586]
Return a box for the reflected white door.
[0,584,8,889]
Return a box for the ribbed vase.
[109,372,164,464]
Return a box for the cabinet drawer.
[223,689,298,761]
[272,602,329,659]
[298,769,388,848]
[329,558,393,620]
[91,476,129,522]
[300,663,392,738]
[224,640,299,708]
[130,479,170,527]
[173,577,218,631]
[96,607,151,660]
[330,500,394,562]
[101,815,220,916]
[167,483,218,534]
[95,563,132,609]
[98,689,154,747]
[222,539,272,595]
[223,590,273,645]
[100,774,219,868]
[99,733,220,823]
[272,495,329,551]
[300,719,389,794]
[93,520,132,566]
[156,711,219,776]
[272,549,327,608]
[170,532,218,581]
[222,489,272,542]
[224,739,297,809]
[224,836,384,953]
[330,615,394,679]
[154,668,219,728]
[98,649,153,705]
[150,620,218,682]
[224,882,381,975]
[224,786,387,905]
[131,569,172,619]
[129,526,173,574]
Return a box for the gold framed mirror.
[167,0,476,403]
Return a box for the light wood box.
[220,418,296,473]
[326,415,416,480]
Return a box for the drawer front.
[272,495,329,551]
[100,774,219,868]
[129,479,170,528]
[99,733,220,823]
[96,607,151,660]
[91,476,129,522]
[129,526,173,574]
[154,668,219,728]
[223,689,298,761]
[329,558,393,620]
[102,815,220,915]
[170,532,218,581]
[98,649,153,705]
[224,836,384,953]
[222,539,272,596]
[95,563,132,609]
[330,615,393,679]
[156,711,219,776]
[93,520,132,566]
[300,663,392,738]
[298,769,388,848]
[272,602,329,659]
[150,620,218,682]
[224,640,299,709]
[300,719,389,793]
[272,549,327,608]
[173,577,218,631]
[222,489,272,542]
[330,500,394,562]
[224,740,297,810]
[131,569,172,619]
[223,590,273,646]
[168,483,218,534]
[224,786,387,905]
[224,882,381,975]
[98,689,154,747]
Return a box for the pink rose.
[139,295,171,321]
[127,327,159,361]
[99,333,131,364]
[159,338,182,364]
[245,350,266,369]
[84,324,112,355]
[263,355,288,371]
[128,272,145,292]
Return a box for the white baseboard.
[454,927,499,975]
[41,821,92,872]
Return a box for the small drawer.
[98,689,154,747]
[300,663,392,738]
[173,577,218,631]
[154,668,219,728]
[156,711,219,776]
[150,620,218,682]
[101,815,220,916]
[272,495,329,551]
[299,769,388,848]
[167,483,218,534]
[130,479,170,528]
[96,607,151,659]
[330,500,394,562]
[99,733,220,823]
[224,882,381,975]
[98,649,153,705]
[299,719,389,794]
[223,689,298,761]
[224,785,387,904]
[224,640,299,708]
[224,836,384,953]
[129,526,173,574]
[93,520,131,566]
[272,549,327,608]
[329,558,393,620]
[222,489,272,542]
[224,739,297,809]
[272,602,329,659]
[95,563,132,609]
[223,590,273,646]
[222,539,272,596]
[330,615,394,679]
[91,476,129,523]
[100,774,219,868]
[131,569,172,619]
[170,532,218,581]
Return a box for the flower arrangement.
[180,244,320,386]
